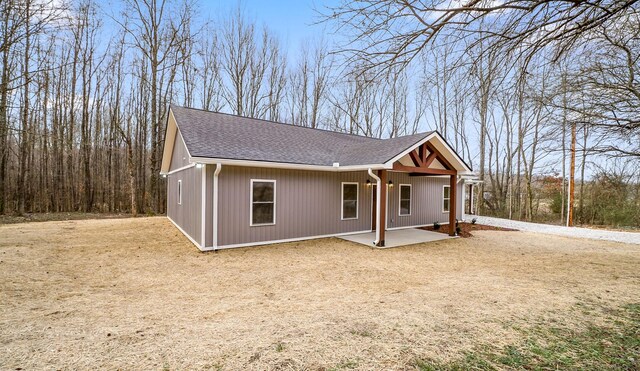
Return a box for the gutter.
[190,156,385,173]
[368,168,381,246]
[213,163,222,250]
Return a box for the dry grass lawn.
[1,217,638,370]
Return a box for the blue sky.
[99,0,339,62]
[200,0,338,59]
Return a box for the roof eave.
[188,156,387,172]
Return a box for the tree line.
[1,0,638,226]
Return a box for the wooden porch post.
[378,169,387,247]
[449,174,457,236]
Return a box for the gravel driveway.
[468,215,640,245]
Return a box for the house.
[160,105,474,250]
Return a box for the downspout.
[213,163,222,250]
[368,168,381,246]
[201,164,206,248]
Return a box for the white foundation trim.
[167,215,203,250]
[203,229,373,251]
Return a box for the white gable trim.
[160,109,192,174]
[383,132,472,173]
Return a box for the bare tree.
[120,0,192,213]
[197,28,224,111]
[323,0,638,74]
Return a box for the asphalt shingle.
[170,105,434,167]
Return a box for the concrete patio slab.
[339,228,454,248]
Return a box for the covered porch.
[367,134,472,247]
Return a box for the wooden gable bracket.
[394,142,457,175]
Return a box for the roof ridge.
[171,104,382,141]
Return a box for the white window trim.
[341,182,359,220]
[250,179,276,227]
[399,184,412,216]
[442,184,450,213]
[177,179,182,205]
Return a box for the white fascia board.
[189,156,385,172]
[160,111,178,174]
[161,163,196,176]
[428,134,473,173]
[460,173,481,180]
[383,132,436,168]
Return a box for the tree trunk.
[568,120,576,227]
[18,0,31,214]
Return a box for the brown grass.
[0,212,133,225]
[1,217,639,370]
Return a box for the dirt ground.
[1,217,638,370]
[422,222,517,238]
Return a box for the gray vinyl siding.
[216,166,372,246]
[386,173,463,229]
[169,130,190,171]
[167,129,202,246]
[167,165,203,244]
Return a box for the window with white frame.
[177,179,182,205]
[442,185,450,212]
[251,180,276,225]
[341,182,359,220]
[399,184,411,216]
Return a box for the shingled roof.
[162,105,472,173]
[169,105,433,167]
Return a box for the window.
[443,185,450,213]
[399,184,411,216]
[251,180,276,226]
[177,180,182,205]
[341,182,359,220]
